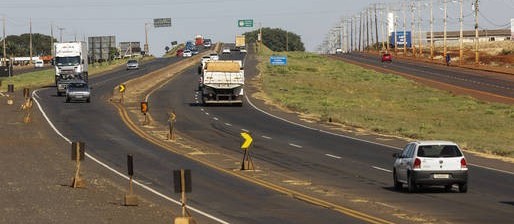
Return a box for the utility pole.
[3,15,6,66]
[351,17,354,52]
[374,4,379,53]
[394,8,399,55]
[402,4,407,56]
[366,9,370,50]
[144,23,150,55]
[50,23,54,57]
[410,1,416,57]
[443,0,448,58]
[359,12,362,51]
[58,27,65,43]
[430,0,434,60]
[418,1,422,56]
[29,18,33,65]
[459,0,464,65]
[474,0,480,65]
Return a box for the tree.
[2,33,55,57]
[243,28,305,52]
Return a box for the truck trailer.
[54,42,89,96]
[235,35,246,50]
[199,60,244,106]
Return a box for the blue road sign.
[270,56,287,65]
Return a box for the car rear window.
[417,145,462,158]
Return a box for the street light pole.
[459,0,464,65]
[2,15,6,66]
[474,0,480,66]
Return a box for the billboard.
[154,18,172,28]
[119,42,141,57]
[88,36,116,61]
[387,12,395,36]
[390,31,412,48]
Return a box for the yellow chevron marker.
[119,84,126,93]
[240,132,253,150]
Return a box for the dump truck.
[195,35,204,46]
[199,60,244,106]
[53,42,89,96]
[235,35,246,50]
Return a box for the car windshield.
[417,145,462,158]
[69,83,88,89]
[128,60,137,64]
[56,56,80,66]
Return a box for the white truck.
[54,42,89,96]
[199,60,244,106]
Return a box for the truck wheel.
[66,97,70,103]
[57,92,62,96]
[458,183,468,193]
[86,98,91,103]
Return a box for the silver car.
[126,59,139,70]
[66,80,91,103]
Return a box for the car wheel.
[86,98,91,103]
[66,97,70,103]
[458,183,468,193]
[407,173,418,193]
[444,184,453,192]
[393,170,402,191]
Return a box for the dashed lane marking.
[325,154,342,159]
[372,166,392,173]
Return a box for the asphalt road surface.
[34,55,365,223]
[147,48,514,223]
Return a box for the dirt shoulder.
[0,92,173,223]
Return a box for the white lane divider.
[372,166,392,173]
[261,136,272,140]
[289,143,303,149]
[213,117,219,121]
[325,154,342,159]
[225,123,232,126]
[32,90,230,224]
[241,129,249,133]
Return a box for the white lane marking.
[0,92,5,97]
[205,112,209,116]
[225,123,232,126]
[200,108,204,112]
[325,154,342,159]
[213,117,219,121]
[372,166,392,173]
[262,135,272,140]
[32,89,230,224]
[289,143,303,148]
[245,94,514,176]
[241,129,249,133]
[469,163,514,175]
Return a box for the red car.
[176,49,184,57]
[381,53,392,63]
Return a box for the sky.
[1,0,513,56]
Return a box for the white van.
[34,60,44,68]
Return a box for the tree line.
[1,33,54,57]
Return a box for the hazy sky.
[1,0,513,55]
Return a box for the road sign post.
[71,141,85,188]
[124,154,138,206]
[270,56,287,66]
[168,112,176,141]
[240,132,254,170]
[119,84,126,103]
[141,101,149,125]
[173,169,193,223]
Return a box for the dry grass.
[256,47,514,157]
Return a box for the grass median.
[256,47,514,157]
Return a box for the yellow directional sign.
[240,132,253,150]
[119,84,126,93]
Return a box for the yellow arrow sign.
[240,132,253,150]
[119,84,126,93]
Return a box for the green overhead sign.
[238,19,253,28]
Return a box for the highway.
[145,47,514,223]
[34,54,365,223]
[331,52,514,103]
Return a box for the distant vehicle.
[335,48,343,54]
[195,35,204,46]
[183,50,192,57]
[235,35,245,49]
[240,49,247,54]
[209,53,219,61]
[191,47,199,55]
[54,42,89,96]
[203,39,212,48]
[222,48,231,54]
[65,80,91,103]
[34,59,44,68]
[176,49,184,57]
[392,141,468,193]
[199,60,244,106]
[381,53,393,63]
[126,59,139,70]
